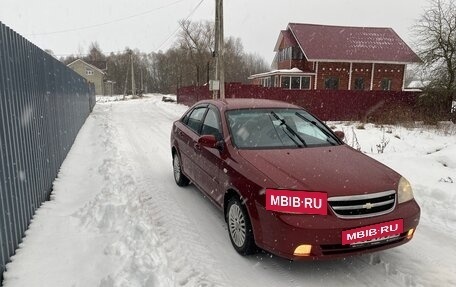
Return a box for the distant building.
[68,59,106,95]
[249,23,421,92]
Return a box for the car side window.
[201,108,222,140]
[181,111,191,125]
[186,107,207,134]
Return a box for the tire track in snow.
[112,97,290,287]
[74,102,179,287]
[106,99,232,286]
[144,98,297,287]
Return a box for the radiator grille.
[328,190,396,219]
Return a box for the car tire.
[226,196,257,255]
[173,152,190,186]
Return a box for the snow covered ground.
[3,94,456,287]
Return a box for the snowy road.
[3,95,456,287]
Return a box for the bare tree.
[60,21,269,95]
[414,0,456,106]
[87,42,106,62]
[223,38,270,83]
[243,53,270,76]
[178,20,215,86]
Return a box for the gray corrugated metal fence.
[0,22,95,282]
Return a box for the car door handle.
[178,130,184,136]
[194,143,201,150]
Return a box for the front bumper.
[254,200,421,260]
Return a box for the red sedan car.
[170,99,420,260]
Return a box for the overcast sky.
[0,0,430,63]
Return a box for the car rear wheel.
[173,152,189,186]
[226,197,257,255]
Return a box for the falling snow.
[2,94,456,287]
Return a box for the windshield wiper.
[294,112,338,146]
[270,111,307,147]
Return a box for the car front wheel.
[173,152,189,186]
[226,197,257,255]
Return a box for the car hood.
[237,145,399,197]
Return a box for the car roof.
[196,98,302,111]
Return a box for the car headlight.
[397,177,414,204]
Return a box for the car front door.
[196,106,225,205]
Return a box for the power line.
[155,0,205,51]
[26,0,187,36]
[48,0,205,58]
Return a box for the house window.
[301,77,310,89]
[354,78,365,90]
[261,77,274,87]
[381,79,392,91]
[325,77,339,90]
[280,76,311,90]
[86,69,94,76]
[281,76,290,89]
[278,47,293,62]
[291,77,301,89]
[292,47,303,60]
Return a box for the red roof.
[282,23,421,63]
[274,30,298,51]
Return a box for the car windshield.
[227,108,339,149]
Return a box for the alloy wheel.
[228,204,246,247]
[173,154,181,181]
[172,152,189,186]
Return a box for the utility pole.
[214,0,225,99]
[213,1,219,100]
[130,51,137,99]
[123,64,129,100]
[140,68,144,96]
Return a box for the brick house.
[68,59,106,95]
[249,23,421,91]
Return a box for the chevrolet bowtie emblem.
[363,202,374,209]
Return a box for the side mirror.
[334,131,345,141]
[198,135,218,148]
